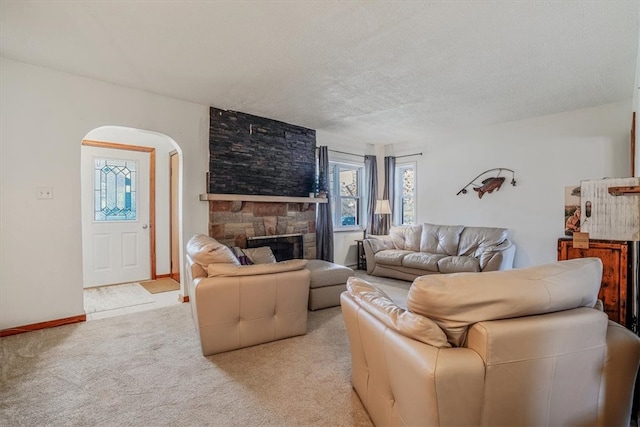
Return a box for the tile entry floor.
[84,285,182,321]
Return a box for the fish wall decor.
[474,177,505,198]
[457,168,516,198]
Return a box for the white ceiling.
[1,1,639,144]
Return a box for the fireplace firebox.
[246,234,303,262]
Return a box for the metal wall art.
[456,168,516,198]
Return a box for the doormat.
[139,277,180,294]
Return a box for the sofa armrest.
[598,321,640,427]
[363,237,394,274]
[479,239,515,271]
[341,292,484,426]
[206,259,307,277]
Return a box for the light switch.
[36,187,54,199]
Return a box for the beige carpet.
[139,277,180,294]
[0,273,411,426]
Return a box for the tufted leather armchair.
[341,258,640,426]
[186,234,310,356]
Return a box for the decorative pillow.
[207,259,308,277]
[243,246,277,264]
[231,246,254,265]
[407,257,603,346]
[186,234,240,266]
[347,277,450,348]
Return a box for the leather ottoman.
[306,259,354,310]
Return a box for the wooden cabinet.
[557,238,630,326]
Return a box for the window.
[94,158,137,221]
[329,162,363,229]
[395,163,416,225]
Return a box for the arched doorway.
[80,126,184,317]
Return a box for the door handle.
[142,224,148,229]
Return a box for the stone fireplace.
[205,107,322,258]
[207,199,317,259]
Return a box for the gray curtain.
[381,156,396,235]
[365,155,379,235]
[316,146,334,262]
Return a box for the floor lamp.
[375,199,392,235]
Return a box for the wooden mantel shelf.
[608,186,640,196]
[199,194,328,203]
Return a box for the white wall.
[0,58,210,330]
[391,101,632,268]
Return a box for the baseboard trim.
[178,294,190,303]
[156,273,171,279]
[0,314,87,337]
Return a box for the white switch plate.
[36,186,54,199]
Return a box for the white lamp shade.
[375,199,391,215]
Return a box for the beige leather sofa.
[341,258,640,426]
[364,223,515,281]
[186,234,310,356]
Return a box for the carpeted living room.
[1,272,409,426]
[2,2,640,426]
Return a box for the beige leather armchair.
[186,234,310,356]
[341,258,640,426]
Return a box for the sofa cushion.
[388,225,409,249]
[403,224,423,251]
[347,277,450,348]
[374,249,414,266]
[186,234,240,266]
[243,246,277,264]
[385,225,407,249]
[206,259,308,277]
[438,256,481,273]
[402,252,445,271]
[407,258,603,346]
[420,223,464,255]
[458,226,508,257]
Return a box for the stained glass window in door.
[94,158,137,221]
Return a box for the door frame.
[169,150,181,283]
[82,139,157,279]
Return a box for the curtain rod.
[318,148,423,159]
[396,152,423,159]
[327,149,364,158]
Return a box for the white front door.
[81,145,151,288]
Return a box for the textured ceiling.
[1,1,638,144]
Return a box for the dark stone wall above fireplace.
[209,107,316,197]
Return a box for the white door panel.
[93,233,111,270]
[82,146,150,288]
[121,232,138,267]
